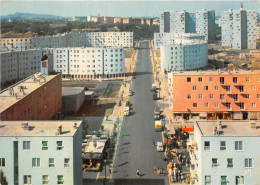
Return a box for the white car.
[156,142,164,152]
[129,90,133,96]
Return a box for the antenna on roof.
[240,2,243,10]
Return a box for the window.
[227,158,233,167]
[0,158,5,167]
[204,86,208,90]
[239,103,245,110]
[57,141,63,150]
[64,158,70,167]
[193,103,197,108]
[215,86,219,90]
[220,77,225,84]
[32,158,40,167]
[209,94,214,99]
[215,103,219,108]
[42,141,48,150]
[205,175,211,185]
[204,141,210,150]
[199,94,203,99]
[49,158,55,167]
[24,175,32,185]
[251,85,256,90]
[198,77,202,82]
[235,141,243,151]
[42,175,49,184]
[233,77,238,84]
[252,103,256,108]
[221,176,227,185]
[187,94,191,99]
[57,175,64,184]
[220,94,225,100]
[23,141,31,150]
[257,94,260,99]
[187,77,191,82]
[245,94,250,99]
[212,158,218,167]
[193,86,197,90]
[239,86,244,92]
[209,77,213,82]
[245,77,250,82]
[245,158,253,168]
[236,176,244,185]
[220,141,226,150]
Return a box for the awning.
[82,153,103,159]
[183,128,194,133]
[200,112,207,117]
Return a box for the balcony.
[226,91,232,94]
[220,99,227,103]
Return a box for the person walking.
[152,139,155,147]
[136,169,140,178]
[154,165,157,174]
[163,156,167,163]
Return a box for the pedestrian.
[154,165,157,174]
[136,169,140,178]
[176,172,179,182]
[170,174,174,183]
[152,139,155,147]
[162,168,165,176]
[157,168,160,174]
[163,156,167,163]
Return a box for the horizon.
[1,1,260,18]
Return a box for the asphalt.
[112,41,168,184]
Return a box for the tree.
[0,170,8,185]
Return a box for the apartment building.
[187,120,260,185]
[1,32,86,51]
[154,33,206,49]
[0,72,62,120]
[0,120,82,185]
[51,47,125,79]
[221,8,257,49]
[168,70,260,120]
[159,10,215,42]
[160,39,208,72]
[0,49,43,85]
[85,32,133,48]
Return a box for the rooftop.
[0,120,82,137]
[0,72,60,113]
[170,69,260,76]
[62,87,85,96]
[196,120,260,137]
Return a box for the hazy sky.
[1,1,260,17]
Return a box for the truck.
[151,84,157,92]
[124,101,130,116]
[155,120,163,132]
[154,107,160,120]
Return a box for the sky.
[1,1,260,17]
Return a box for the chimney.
[250,121,256,128]
[57,125,62,135]
[217,121,222,130]
[22,122,29,130]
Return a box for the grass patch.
[155,50,160,57]
[125,50,133,58]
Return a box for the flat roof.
[196,120,260,137]
[0,120,82,137]
[0,73,60,113]
[170,69,260,76]
[62,87,84,96]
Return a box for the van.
[156,142,164,152]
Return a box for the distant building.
[50,47,125,79]
[221,8,257,49]
[62,87,85,114]
[0,120,82,185]
[0,73,62,120]
[160,39,208,72]
[159,10,215,42]
[168,70,260,120]
[188,120,260,185]
[86,32,133,48]
[154,32,206,49]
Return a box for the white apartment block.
[221,9,257,49]
[0,121,82,185]
[51,47,125,79]
[160,39,208,72]
[154,33,206,49]
[1,32,86,52]
[188,120,260,185]
[85,32,133,48]
[159,10,215,42]
[0,49,43,85]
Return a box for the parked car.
[156,142,164,152]
[129,90,133,96]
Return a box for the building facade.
[221,8,257,49]
[169,70,260,120]
[85,32,133,48]
[188,120,260,185]
[0,120,82,185]
[154,33,206,49]
[51,47,125,79]
[160,39,208,72]
[62,87,85,114]
[159,10,215,42]
[0,73,62,120]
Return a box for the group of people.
[154,165,165,175]
[169,162,183,183]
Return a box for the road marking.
[96,171,100,179]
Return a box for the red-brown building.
[0,72,62,120]
[169,70,260,120]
